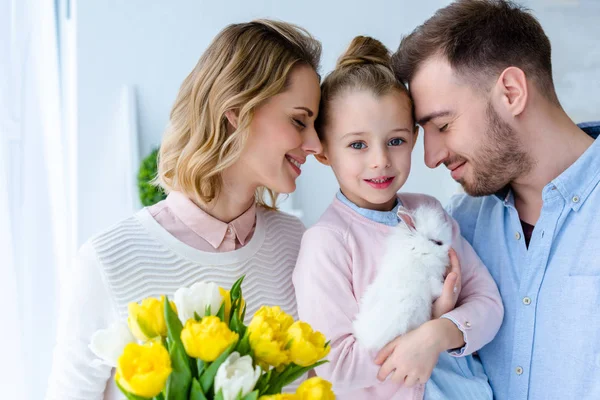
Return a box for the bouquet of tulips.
[89,276,334,400]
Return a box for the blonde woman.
[46,20,322,399]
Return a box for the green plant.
[138,147,167,206]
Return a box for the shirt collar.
[166,191,256,249]
[494,186,513,205]
[336,190,402,226]
[228,203,256,246]
[494,123,600,211]
[551,133,600,211]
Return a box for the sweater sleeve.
[441,213,504,356]
[45,241,119,400]
[293,226,382,391]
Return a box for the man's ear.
[495,66,528,117]
[224,109,239,129]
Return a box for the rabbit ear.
[397,207,416,231]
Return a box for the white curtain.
[0,0,74,398]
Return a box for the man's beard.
[452,102,534,197]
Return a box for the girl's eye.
[292,118,306,128]
[439,124,449,132]
[350,142,366,150]
[388,138,405,146]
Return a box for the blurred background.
[1,0,599,398]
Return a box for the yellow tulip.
[181,316,239,361]
[248,306,294,369]
[116,341,172,398]
[287,322,330,367]
[128,295,177,341]
[219,287,246,322]
[259,394,298,400]
[296,377,335,400]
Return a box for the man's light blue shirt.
[447,122,600,399]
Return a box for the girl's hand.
[374,319,462,387]
[432,248,462,319]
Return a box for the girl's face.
[232,64,322,195]
[318,89,416,211]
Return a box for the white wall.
[70,0,600,241]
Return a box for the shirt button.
[465,321,471,328]
[515,232,521,240]
[226,227,232,234]
[522,297,531,305]
[572,195,580,203]
[516,366,524,375]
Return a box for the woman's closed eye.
[439,124,449,133]
[388,137,405,146]
[292,118,306,129]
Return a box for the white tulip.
[215,352,262,400]
[173,281,224,324]
[89,321,136,367]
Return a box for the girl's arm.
[293,226,383,391]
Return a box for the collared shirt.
[447,122,600,400]
[336,191,401,226]
[147,191,256,252]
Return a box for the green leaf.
[240,303,247,322]
[205,304,212,317]
[164,296,192,399]
[263,364,295,395]
[134,314,158,340]
[214,388,225,400]
[165,297,184,340]
[241,390,259,400]
[235,332,251,356]
[216,301,226,322]
[254,368,272,395]
[230,309,246,336]
[194,312,202,322]
[165,340,193,399]
[290,362,328,392]
[200,341,237,394]
[189,379,208,400]
[197,359,205,376]
[230,276,245,301]
[153,394,165,400]
[189,356,198,378]
[264,361,328,395]
[115,380,152,400]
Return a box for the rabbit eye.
[429,239,443,246]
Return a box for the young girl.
[293,36,503,399]
[46,20,322,399]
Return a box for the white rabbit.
[353,206,454,350]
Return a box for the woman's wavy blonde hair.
[156,20,321,209]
